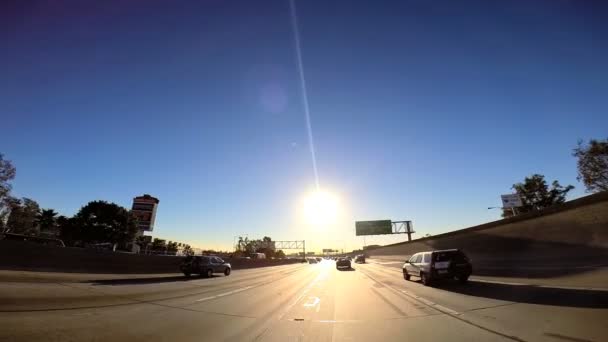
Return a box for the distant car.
[181,255,231,278]
[308,258,318,264]
[316,257,322,262]
[354,255,365,264]
[402,249,472,286]
[336,257,351,270]
[251,252,266,259]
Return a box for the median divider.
[0,240,302,274]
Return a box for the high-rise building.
[131,194,159,232]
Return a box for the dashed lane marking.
[196,285,254,302]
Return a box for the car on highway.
[308,258,318,264]
[336,257,351,270]
[181,255,231,278]
[354,254,366,264]
[402,249,472,286]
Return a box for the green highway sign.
[355,220,393,236]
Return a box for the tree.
[6,197,41,235]
[573,139,608,193]
[1,196,19,232]
[36,209,59,236]
[57,215,74,243]
[57,215,80,246]
[73,201,138,248]
[182,244,194,256]
[257,236,276,258]
[275,250,286,259]
[237,236,254,254]
[135,235,152,253]
[504,174,574,217]
[0,154,16,203]
[151,238,167,252]
[167,241,178,254]
[0,154,16,230]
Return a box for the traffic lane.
[364,262,608,309]
[8,259,601,342]
[0,262,323,342]
[256,261,509,341]
[360,262,608,342]
[0,264,307,311]
[0,260,513,341]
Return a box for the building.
[131,194,159,233]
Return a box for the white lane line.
[536,284,608,292]
[361,266,463,316]
[195,285,253,302]
[433,304,460,316]
[469,278,528,286]
[400,290,460,315]
[194,264,314,303]
[369,261,403,265]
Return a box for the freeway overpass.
[1,259,606,341]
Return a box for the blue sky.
[2,0,607,252]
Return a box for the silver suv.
[181,256,231,278]
[402,249,472,286]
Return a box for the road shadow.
[88,274,220,285]
[337,267,356,271]
[435,280,608,308]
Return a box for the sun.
[301,189,341,228]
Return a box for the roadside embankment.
[366,191,608,278]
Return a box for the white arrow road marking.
[303,296,320,308]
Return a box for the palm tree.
[35,209,58,236]
[238,236,250,252]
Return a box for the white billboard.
[501,194,523,208]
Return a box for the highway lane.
[1,261,607,342]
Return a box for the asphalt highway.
[1,260,607,342]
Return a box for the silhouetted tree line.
[235,236,286,259]
[0,154,194,251]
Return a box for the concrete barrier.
[366,192,608,277]
[0,240,302,274]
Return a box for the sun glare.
[301,189,340,228]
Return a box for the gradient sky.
[2,0,607,252]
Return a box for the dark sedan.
[181,255,231,278]
[336,257,351,270]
